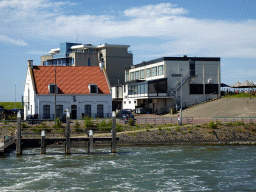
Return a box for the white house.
[122,56,221,114]
[23,60,112,119]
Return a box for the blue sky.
[0,0,256,102]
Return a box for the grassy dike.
[0,102,22,109]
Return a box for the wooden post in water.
[16,111,22,156]
[111,111,117,153]
[41,130,46,154]
[65,111,71,154]
[88,130,94,153]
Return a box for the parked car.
[26,114,40,124]
[0,109,12,114]
[60,114,66,123]
[11,108,24,115]
[116,110,136,124]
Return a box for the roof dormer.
[48,84,57,94]
[88,84,98,94]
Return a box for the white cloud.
[0,0,256,59]
[0,35,27,46]
[124,3,188,18]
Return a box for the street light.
[180,69,183,126]
[15,84,16,109]
[55,68,57,123]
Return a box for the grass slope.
[0,102,22,109]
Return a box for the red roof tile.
[32,66,110,94]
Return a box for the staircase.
[168,71,191,98]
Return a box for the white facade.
[123,57,221,113]
[23,61,112,119]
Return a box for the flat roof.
[128,57,221,70]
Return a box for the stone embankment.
[93,124,256,146]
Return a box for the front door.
[71,105,77,119]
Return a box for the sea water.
[0,145,255,191]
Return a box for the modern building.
[41,42,133,85]
[122,56,221,114]
[23,60,112,120]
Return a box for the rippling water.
[0,145,256,191]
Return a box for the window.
[135,71,140,80]
[140,70,145,79]
[146,68,151,78]
[89,84,98,94]
[84,105,91,117]
[130,72,134,81]
[190,84,203,94]
[49,84,57,94]
[97,104,103,118]
[205,84,219,94]
[88,58,91,66]
[134,101,136,104]
[158,65,163,76]
[43,105,50,119]
[129,101,131,104]
[190,61,195,77]
[124,101,126,104]
[125,71,129,81]
[56,105,63,118]
[124,85,126,93]
[141,84,145,94]
[151,67,157,77]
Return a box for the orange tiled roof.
[32,66,110,94]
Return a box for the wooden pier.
[0,111,118,156]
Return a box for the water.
[0,146,256,191]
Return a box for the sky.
[0,0,256,102]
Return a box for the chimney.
[99,61,105,71]
[28,60,33,68]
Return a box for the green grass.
[223,93,256,98]
[0,102,22,109]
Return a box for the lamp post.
[55,68,57,123]
[180,69,183,126]
[15,84,16,109]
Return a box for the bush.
[52,118,64,128]
[74,120,82,132]
[35,122,51,132]
[84,116,94,128]
[234,121,244,126]
[98,120,112,132]
[209,121,217,129]
[21,122,29,128]
[128,118,135,126]
[116,124,123,132]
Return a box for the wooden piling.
[16,111,22,156]
[65,112,71,154]
[41,130,46,154]
[111,112,117,153]
[88,130,94,153]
